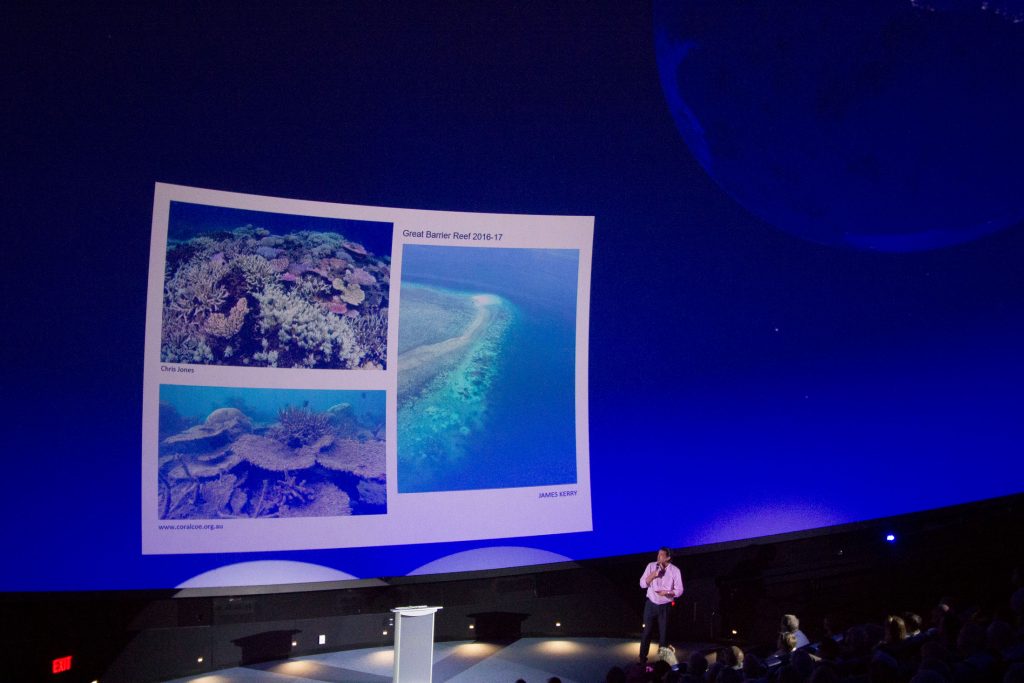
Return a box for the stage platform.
[163,637,710,682]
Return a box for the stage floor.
[163,637,701,682]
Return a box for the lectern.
[392,605,443,682]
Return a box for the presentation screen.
[5,2,1023,592]
[144,184,593,555]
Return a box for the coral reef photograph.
[160,202,392,369]
[397,245,580,493]
[158,385,386,520]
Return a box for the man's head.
[658,547,673,564]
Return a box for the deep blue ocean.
[400,245,580,490]
[160,384,385,430]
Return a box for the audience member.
[777,632,799,658]
[783,615,811,649]
[724,646,745,670]
[904,614,924,638]
[681,651,708,683]
[885,616,908,645]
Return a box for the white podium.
[392,605,443,683]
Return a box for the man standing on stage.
[639,547,684,662]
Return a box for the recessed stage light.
[383,630,389,635]
[886,533,896,542]
[555,621,561,627]
[318,634,326,645]
[197,656,203,663]
[469,624,475,629]
[291,640,298,647]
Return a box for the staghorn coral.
[204,297,248,338]
[253,284,361,366]
[353,308,388,367]
[161,255,232,361]
[295,273,331,299]
[269,405,332,448]
[164,258,230,316]
[234,253,279,290]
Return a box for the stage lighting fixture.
[196,656,203,663]
[886,534,896,543]
[555,621,562,627]
[318,634,326,645]
[291,640,297,647]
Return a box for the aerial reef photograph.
[397,245,581,493]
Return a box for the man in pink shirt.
[639,546,684,662]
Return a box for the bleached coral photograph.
[158,385,386,520]
[160,202,391,369]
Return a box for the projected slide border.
[142,183,593,555]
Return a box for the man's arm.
[640,563,659,588]
[670,565,684,597]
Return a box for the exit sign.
[52,655,72,674]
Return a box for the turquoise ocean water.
[398,245,580,492]
[160,385,385,430]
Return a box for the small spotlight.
[469,624,475,630]
[318,634,326,645]
[555,621,561,627]
[291,640,297,647]
[886,533,896,543]
[731,629,738,635]
[382,630,389,636]
[197,656,204,663]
